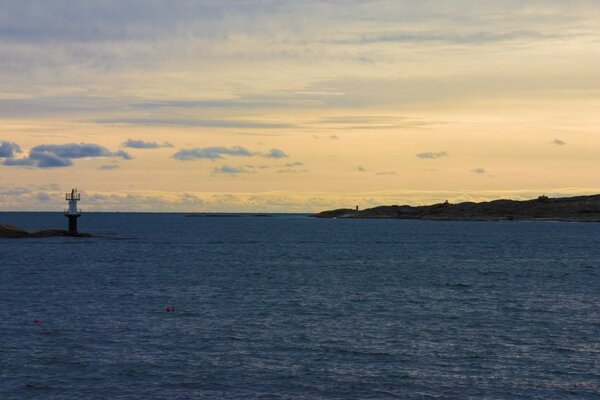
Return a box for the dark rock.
[0,224,92,238]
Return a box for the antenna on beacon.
[64,188,81,233]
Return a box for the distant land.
[0,224,92,238]
[312,194,600,222]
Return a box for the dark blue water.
[1,213,599,399]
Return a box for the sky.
[1,0,599,212]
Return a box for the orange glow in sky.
[1,1,599,211]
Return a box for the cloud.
[131,99,289,110]
[30,143,131,159]
[99,164,120,170]
[36,192,51,201]
[277,161,306,173]
[3,157,35,166]
[172,146,254,161]
[552,139,566,146]
[172,146,289,161]
[113,150,133,160]
[313,134,340,140]
[338,30,559,46]
[471,167,486,174]
[212,165,251,175]
[95,118,293,129]
[263,148,288,159]
[122,139,173,149]
[29,151,73,168]
[277,168,307,174]
[0,141,22,158]
[285,162,304,167]
[416,151,448,159]
[2,143,132,168]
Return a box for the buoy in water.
[165,306,174,313]
[33,319,41,325]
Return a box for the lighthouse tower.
[64,188,81,233]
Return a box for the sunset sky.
[1,0,599,212]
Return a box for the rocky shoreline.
[0,224,92,238]
[312,194,600,222]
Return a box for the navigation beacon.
[64,188,81,233]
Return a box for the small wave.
[24,383,63,391]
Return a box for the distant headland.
[0,224,92,238]
[312,194,600,222]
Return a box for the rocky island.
[312,194,600,222]
[0,224,92,238]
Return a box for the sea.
[1,212,599,399]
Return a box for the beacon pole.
[64,188,81,233]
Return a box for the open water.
[1,212,599,399]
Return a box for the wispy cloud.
[285,162,304,168]
[131,99,290,109]
[172,146,255,161]
[315,115,438,130]
[212,165,251,175]
[312,134,340,139]
[172,146,289,161]
[336,30,561,45]
[122,139,173,149]
[94,118,293,129]
[99,164,120,170]
[416,151,448,159]
[277,161,306,174]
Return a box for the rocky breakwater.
[0,224,92,238]
[312,194,600,222]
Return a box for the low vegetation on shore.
[313,195,600,222]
